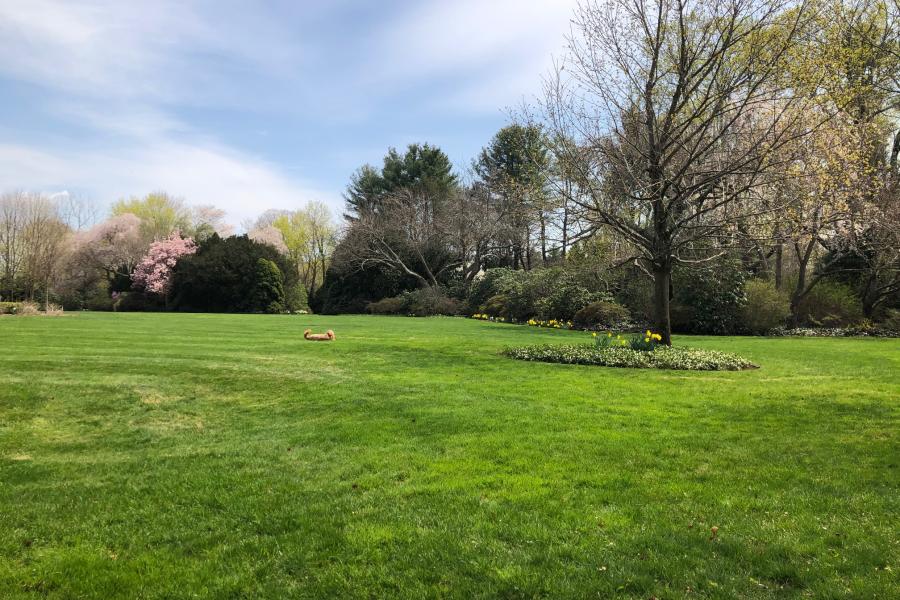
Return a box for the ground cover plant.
[1,313,898,598]
[504,330,757,371]
[504,344,756,371]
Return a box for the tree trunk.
[774,243,783,290]
[652,265,672,346]
[790,267,806,328]
[539,215,547,264]
[524,230,532,270]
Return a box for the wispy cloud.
[0,140,339,225]
[0,0,579,226]
[0,0,306,105]
[367,0,576,112]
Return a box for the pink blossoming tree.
[131,233,197,296]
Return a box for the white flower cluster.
[503,344,756,371]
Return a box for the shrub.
[610,268,654,323]
[503,344,756,371]
[85,288,114,311]
[314,263,414,314]
[540,278,599,321]
[741,279,790,334]
[0,302,21,315]
[796,281,864,327]
[768,326,898,337]
[405,288,461,316]
[0,301,63,316]
[481,294,510,318]
[367,287,461,317]
[573,301,631,330]
[466,268,515,314]
[671,258,746,335]
[471,267,604,322]
[251,258,285,314]
[284,283,309,314]
[367,296,406,315]
[170,234,295,313]
[881,308,900,332]
[113,292,148,312]
[18,301,40,316]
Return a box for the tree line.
[316,0,899,342]
[0,191,336,313]
[1,0,897,340]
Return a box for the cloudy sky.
[0,0,577,225]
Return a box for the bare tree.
[343,188,462,288]
[540,0,814,343]
[57,193,100,231]
[0,192,27,300]
[20,195,69,303]
[191,205,234,239]
[450,182,512,284]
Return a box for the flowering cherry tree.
[69,213,146,281]
[248,225,288,255]
[131,233,197,295]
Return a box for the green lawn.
[1,313,898,598]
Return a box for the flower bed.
[503,344,757,371]
[768,326,898,338]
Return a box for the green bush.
[881,308,900,332]
[0,302,22,315]
[367,296,406,315]
[741,279,790,334]
[543,285,598,321]
[671,259,746,334]
[402,288,461,316]
[504,344,756,371]
[481,294,510,318]
[85,288,114,311]
[170,234,295,313]
[471,267,603,322]
[284,283,309,314]
[251,258,285,314]
[113,292,148,312]
[466,268,514,314]
[573,300,631,329]
[796,281,864,327]
[609,268,654,323]
[368,288,461,317]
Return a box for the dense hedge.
[468,267,605,321]
[368,287,462,316]
[170,234,301,313]
[671,258,746,335]
[795,281,864,327]
[741,280,791,334]
[0,301,21,314]
[572,300,631,330]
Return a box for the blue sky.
[0,0,577,225]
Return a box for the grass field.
[1,313,898,598]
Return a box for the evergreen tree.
[251,258,285,314]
